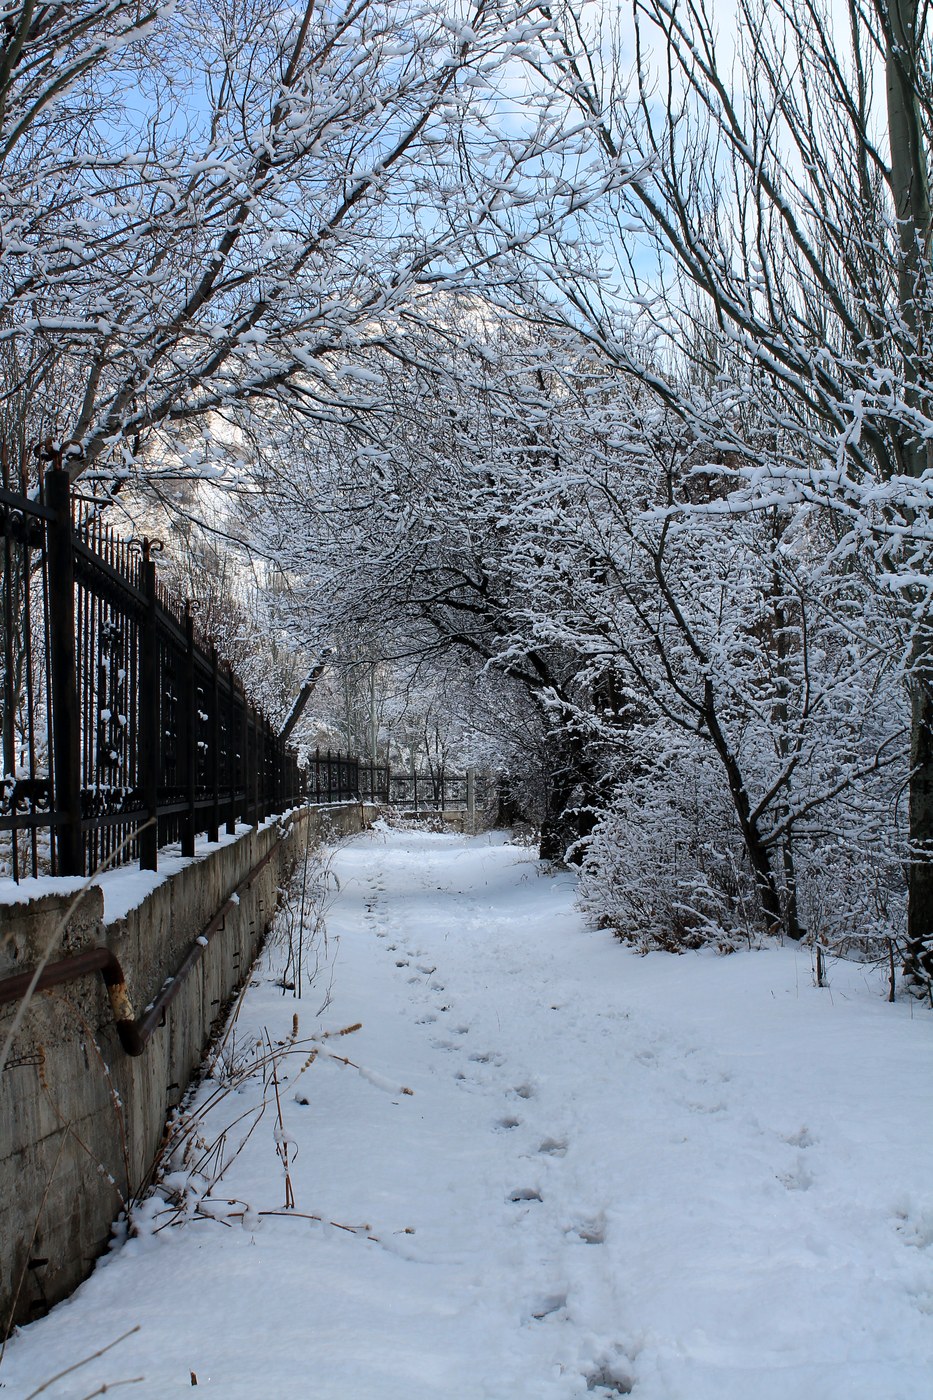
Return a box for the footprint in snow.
[495,1116,521,1131]
[415,1014,437,1025]
[537,1137,568,1157]
[528,1290,567,1321]
[584,1356,634,1394]
[783,1125,815,1148]
[686,1097,727,1115]
[570,1214,607,1245]
[777,1155,813,1191]
[509,1187,542,1203]
[894,1203,933,1249]
[510,1083,535,1100]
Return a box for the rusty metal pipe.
[0,838,284,1057]
[0,945,141,1055]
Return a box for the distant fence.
[0,460,359,881]
[388,772,478,812]
[318,763,482,814]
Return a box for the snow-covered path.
[4,829,933,1399]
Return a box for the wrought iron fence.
[388,772,476,812]
[1,455,491,882]
[0,461,359,881]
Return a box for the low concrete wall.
[0,803,370,1331]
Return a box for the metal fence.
[1,457,488,883]
[388,772,476,812]
[0,461,358,881]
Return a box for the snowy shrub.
[579,759,764,952]
[796,835,907,966]
[268,837,342,1005]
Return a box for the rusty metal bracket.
[0,842,282,1057]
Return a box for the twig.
[77,1381,143,1398]
[296,811,314,996]
[23,1325,141,1398]
[257,1209,376,1240]
[266,1030,295,1209]
[1,1132,68,1354]
[43,991,131,1205]
[0,819,155,1073]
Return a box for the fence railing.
[309,750,370,806]
[387,772,477,812]
[0,463,357,881]
[1,458,486,882]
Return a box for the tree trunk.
[905,680,933,987]
[493,776,523,828]
[885,0,933,985]
[539,734,596,864]
[702,682,788,935]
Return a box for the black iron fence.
[388,772,476,812]
[1,457,487,883]
[312,750,369,806]
[0,463,359,881]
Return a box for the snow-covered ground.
[3,828,932,1399]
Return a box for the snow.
[0,809,330,926]
[2,828,931,1399]
[0,875,87,907]
[90,828,249,925]
[0,829,257,922]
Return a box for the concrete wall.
[0,803,370,1332]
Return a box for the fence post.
[45,467,83,876]
[268,716,274,816]
[253,707,261,822]
[208,645,219,843]
[254,708,262,822]
[138,544,159,870]
[241,699,250,826]
[249,705,258,826]
[2,450,18,876]
[226,668,237,835]
[467,766,476,834]
[253,708,259,821]
[257,710,264,821]
[179,603,196,857]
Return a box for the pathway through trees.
[3,829,932,1399]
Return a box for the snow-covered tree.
[498,0,933,975]
[1,0,615,484]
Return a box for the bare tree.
[513,0,933,976]
[1,0,605,482]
